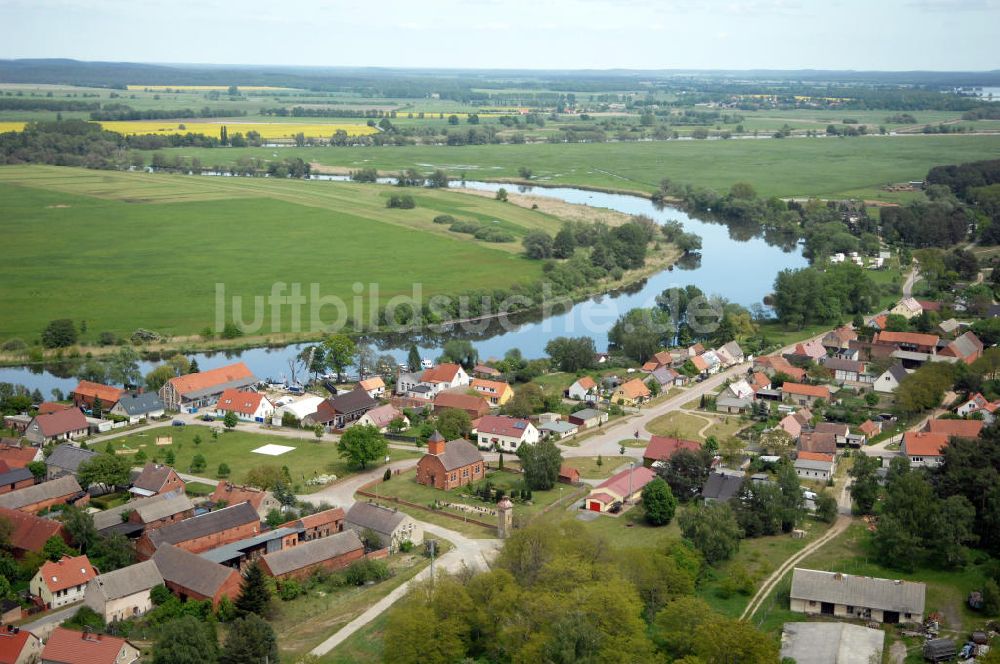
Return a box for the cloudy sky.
[1,0,997,71]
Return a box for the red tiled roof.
[691,355,709,371]
[34,408,88,437]
[214,389,268,416]
[470,379,511,396]
[617,378,651,399]
[41,627,133,664]
[292,507,345,530]
[38,402,72,415]
[798,432,837,455]
[476,415,531,438]
[575,376,597,390]
[925,419,984,439]
[595,466,656,498]
[0,626,38,663]
[0,444,38,469]
[797,451,834,463]
[874,331,939,347]
[166,362,254,396]
[473,364,501,377]
[783,382,831,399]
[209,483,268,511]
[71,381,124,405]
[641,361,659,372]
[433,391,489,413]
[858,420,880,437]
[903,432,949,457]
[751,372,771,392]
[643,435,701,462]
[358,377,385,391]
[420,363,463,384]
[559,465,579,481]
[37,555,96,593]
[0,507,63,552]
[132,463,179,494]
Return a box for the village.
[0,276,997,663]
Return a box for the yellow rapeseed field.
[0,122,26,133]
[125,85,292,91]
[96,121,380,139]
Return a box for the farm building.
[789,568,925,624]
[151,544,241,608]
[158,362,256,411]
[798,432,837,456]
[129,463,184,498]
[585,465,656,513]
[212,389,274,423]
[822,326,858,352]
[40,627,139,664]
[415,432,484,491]
[271,394,326,426]
[432,391,491,419]
[0,475,87,514]
[307,390,377,430]
[0,443,40,470]
[29,554,95,610]
[70,381,124,412]
[24,409,89,446]
[0,506,66,557]
[209,483,280,519]
[136,501,260,559]
[642,436,700,468]
[356,404,408,432]
[474,415,539,453]
[109,392,165,424]
[780,622,884,664]
[782,382,831,406]
[44,443,98,481]
[568,408,608,428]
[538,420,578,439]
[92,492,193,537]
[84,559,163,624]
[345,501,422,553]
[938,331,983,364]
[259,530,365,581]
[924,418,984,439]
[199,527,301,570]
[0,466,33,495]
[280,507,345,541]
[558,465,580,484]
[794,452,836,481]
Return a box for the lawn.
[564,454,640,479]
[320,612,389,664]
[140,134,1000,200]
[0,165,559,341]
[646,410,745,442]
[749,522,999,637]
[101,425,422,493]
[545,504,682,550]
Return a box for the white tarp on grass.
[251,444,296,456]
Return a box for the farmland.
[98,120,380,139]
[0,165,566,341]
[135,133,1000,201]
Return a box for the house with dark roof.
[0,475,87,514]
[789,567,925,624]
[158,362,256,411]
[822,356,869,384]
[92,491,193,537]
[0,465,34,495]
[136,501,261,559]
[568,408,608,428]
[822,326,858,352]
[260,530,365,581]
[24,409,88,446]
[585,465,656,512]
[938,331,984,365]
[280,507,345,541]
[0,623,42,664]
[109,392,165,424]
[345,502,422,553]
[45,443,98,481]
[40,627,140,664]
[874,364,909,394]
[129,463,184,498]
[0,506,66,557]
[416,432,484,490]
[70,381,124,412]
[305,390,377,430]
[84,559,163,623]
[152,544,241,607]
[474,415,539,453]
[798,432,838,456]
[29,554,95,609]
[432,391,491,419]
[701,469,744,503]
[642,436,701,468]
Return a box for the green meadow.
[0,165,557,342]
[143,133,1000,200]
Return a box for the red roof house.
[0,506,66,557]
[642,436,701,467]
[70,381,124,410]
[40,627,139,664]
[0,624,41,663]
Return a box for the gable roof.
[0,506,63,552]
[702,471,744,502]
[282,507,345,532]
[822,356,864,373]
[420,363,463,384]
[214,389,269,416]
[791,339,826,359]
[573,375,597,391]
[750,372,771,392]
[799,432,837,455]
[37,555,96,593]
[32,409,88,437]
[87,559,163,601]
[595,466,656,497]
[46,443,99,474]
[824,326,858,344]
[262,530,363,576]
[783,383,831,400]
[0,625,39,663]
[38,402,71,415]
[326,389,377,415]
[616,378,651,399]
[345,501,409,536]
[858,420,880,437]
[425,438,483,472]
[882,364,909,383]
[0,466,32,487]
[814,422,849,436]
[902,432,949,457]
[41,627,135,664]
[113,392,164,416]
[720,341,744,359]
[360,404,404,429]
[166,362,255,398]
[131,463,179,494]
[0,475,82,510]
[152,544,237,598]
[797,451,835,463]
[433,391,489,413]
[92,491,185,531]
[690,355,709,372]
[942,331,983,363]
[471,378,512,395]
[644,436,700,462]
[473,364,501,377]
[925,418,984,439]
[873,331,940,347]
[475,415,532,439]
[209,483,270,511]
[357,377,385,392]
[71,381,124,405]
[0,444,39,469]
[790,568,925,614]
[133,492,194,524]
[147,501,259,549]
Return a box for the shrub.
[221,322,243,339]
[344,559,390,586]
[449,220,481,234]
[474,227,516,243]
[278,580,303,601]
[432,214,455,224]
[386,194,416,209]
[97,331,117,346]
[399,540,414,553]
[1,338,27,352]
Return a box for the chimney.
[427,430,446,455]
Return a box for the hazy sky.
[1,0,998,71]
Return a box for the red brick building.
[0,507,67,558]
[415,431,484,491]
[130,463,185,498]
[259,530,365,581]
[152,544,242,608]
[280,507,345,541]
[70,381,125,411]
[136,501,260,559]
[0,475,87,514]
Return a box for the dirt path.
[740,515,853,621]
[889,639,907,664]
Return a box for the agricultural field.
[137,133,1000,201]
[97,120,380,139]
[0,165,564,341]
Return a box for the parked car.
[171,420,186,427]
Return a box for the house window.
[451,473,456,481]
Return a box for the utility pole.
[428,539,437,591]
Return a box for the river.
[0,178,807,394]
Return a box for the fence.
[356,485,496,531]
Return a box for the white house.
[874,364,908,394]
[901,432,949,468]
[567,376,598,401]
[30,555,96,609]
[356,377,386,399]
[84,560,163,623]
[474,415,539,452]
[271,395,326,426]
[794,452,835,481]
[891,297,924,320]
[396,363,469,399]
[213,388,274,423]
[356,404,408,432]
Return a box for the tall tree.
[77,454,131,490]
[641,478,677,526]
[220,614,278,664]
[678,502,742,564]
[517,438,562,490]
[107,347,141,387]
[544,336,596,372]
[407,345,422,372]
[438,340,478,369]
[234,562,270,617]
[323,334,356,382]
[153,615,219,664]
[336,424,388,470]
